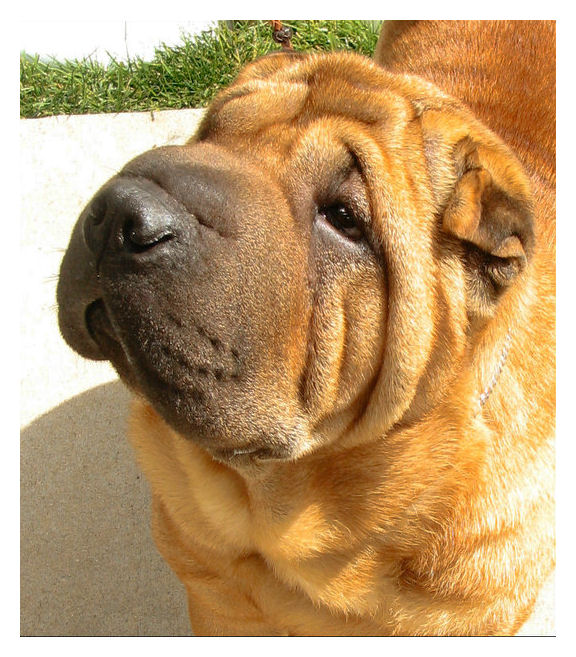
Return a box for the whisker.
[44,274,60,283]
[102,164,123,176]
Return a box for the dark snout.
[58,155,197,364]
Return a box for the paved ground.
[20,108,205,636]
[20,107,554,637]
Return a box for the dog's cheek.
[338,270,387,406]
[301,233,387,425]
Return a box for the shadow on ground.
[20,381,190,636]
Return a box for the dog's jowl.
[57,21,555,636]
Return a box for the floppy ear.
[426,121,534,313]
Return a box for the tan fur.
[123,21,555,635]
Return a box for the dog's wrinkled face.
[58,52,533,465]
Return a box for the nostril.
[122,215,175,253]
[81,177,185,259]
[85,195,108,226]
[83,196,109,255]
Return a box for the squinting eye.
[317,204,363,241]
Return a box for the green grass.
[20,20,382,119]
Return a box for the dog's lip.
[85,298,116,343]
[83,299,141,388]
[212,444,292,464]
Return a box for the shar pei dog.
[57,20,555,635]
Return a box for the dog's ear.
[444,136,534,285]
[423,113,534,313]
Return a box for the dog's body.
[57,21,555,635]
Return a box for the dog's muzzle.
[56,143,223,364]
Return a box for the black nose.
[82,177,184,258]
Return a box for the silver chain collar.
[476,330,513,413]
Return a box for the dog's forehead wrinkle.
[204,53,435,143]
[277,131,364,210]
[201,79,309,138]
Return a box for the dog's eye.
[317,204,363,241]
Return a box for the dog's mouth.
[82,293,236,404]
[85,299,115,345]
